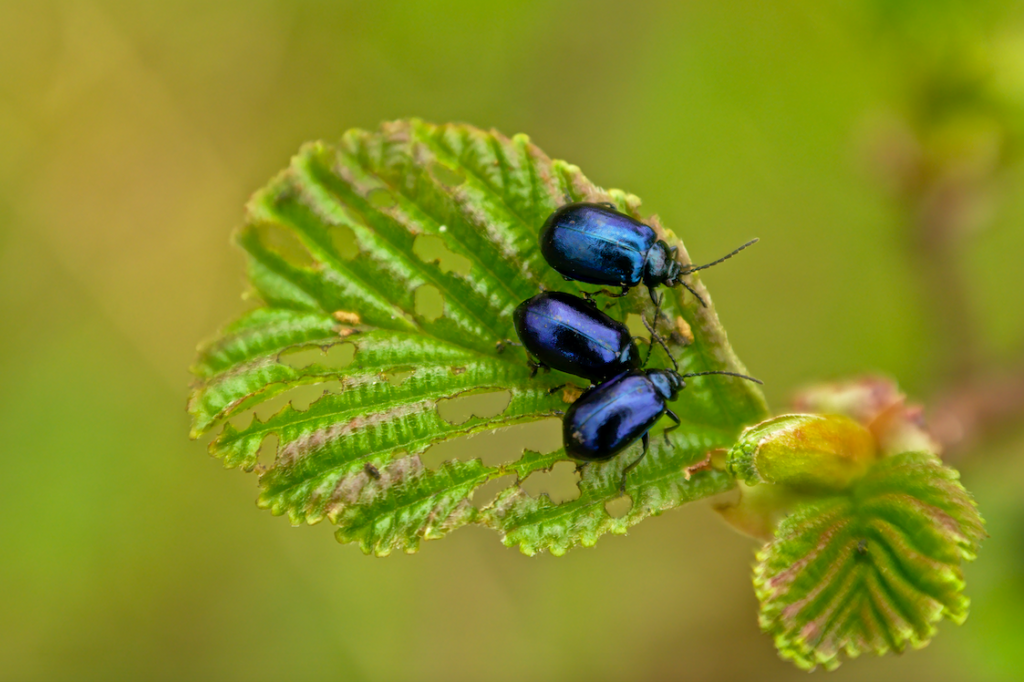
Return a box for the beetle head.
[647,369,685,401]
[642,241,679,288]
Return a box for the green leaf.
[755,451,986,671]
[189,119,768,555]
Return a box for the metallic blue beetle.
[511,291,642,383]
[563,364,762,490]
[539,202,757,305]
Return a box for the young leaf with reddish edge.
[188,119,767,556]
[756,451,985,671]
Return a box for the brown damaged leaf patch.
[278,399,436,467]
[327,454,426,516]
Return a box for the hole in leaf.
[328,224,359,260]
[227,411,255,431]
[279,347,324,369]
[367,188,397,208]
[279,343,355,370]
[252,223,315,268]
[383,367,416,386]
[264,381,344,415]
[471,474,517,509]
[435,389,511,426]
[521,462,581,504]
[605,494,633,518]
[225,381,344,431]
[256,433,279,469]
[625,313,646,338]
[414,284,444,321]
[421,418,561,469]
[412,234,472,276]
[430,161,465,188]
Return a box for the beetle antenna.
[641,312,679,372]
[677,279,707,308]
[678,370,763,385]
[680,238,759,275]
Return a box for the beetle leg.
[547,383,566,395]
[663,409,681,445]
[495,338,522,353]
[499,339,547,376]
[581,291,618,312]
[588,287,629,299]
[620,432,650,492]
[648,291,667,338]
[527,358,550,378]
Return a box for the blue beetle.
[539,202,757,305]
[511,291,643,383]
[564,369,685,463]
[563,354,762,490]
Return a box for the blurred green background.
[2,1,1023,680]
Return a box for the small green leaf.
[189,119,768,555]
[756,451,985,671]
